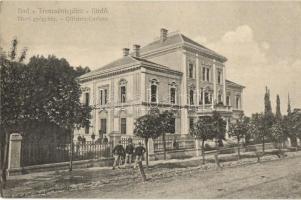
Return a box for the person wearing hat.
[134,142,146,168]
[124,138,134,167]
[112,141,125,170]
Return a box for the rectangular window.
[202,67,206,81]
[205,92,210,104]
[121,118,126,134]
[104,89,108,104]
[218,71,222,84]
[100,90,103,105]
[206,68,210,81]
[189,118,194,130]
[85,93,90,106]
[218,94,222,103]
[236,96,240,109]
[100,119,107,134]
[85,125,89,134]
[120,86,126,103]
[199,92,203,105]
[190,90,194,105]
[189,64,194,78]
[170,118,176,134]
[226,96,230,106]
[170,88,176,104]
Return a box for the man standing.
[112,141,125,170]
[124,139,134,168]
[134,142,146,169]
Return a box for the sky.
[0,1,300,116]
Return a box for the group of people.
[112,140,146,170]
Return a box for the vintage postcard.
[0,0,300,198]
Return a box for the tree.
[228,115,250,159]
[250,113,267,152]
[1,39,92,193]
[190,116,215,164]
[74,65,91,77]
[275,94,282,121]
[133,113,162,167]
[270,121,286,152]
[263,87,275,151]
[158,110,175,160]
[0,39,28,195]
[211,111,226,147]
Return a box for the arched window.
[150,79,159,103]
[119,79,127,103]
[169,82,177,104]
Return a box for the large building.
[75,29,245,141]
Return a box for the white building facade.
[75,29,244,142]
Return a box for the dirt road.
[48,156,301,198]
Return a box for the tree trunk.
[237,138,241,159]
[201,140,205,165]
[69,129,74,172]
[162,133,166,160]
[145,138,149,168]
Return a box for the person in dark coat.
[112,141,125,170]
[124,139,134,167]
[134,142,146,168]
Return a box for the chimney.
[160,28,168,42]
[123,48,130,56]
[133,44,140,57]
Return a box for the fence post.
[148,139,155,161]
[7,133,22,176]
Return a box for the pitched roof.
[140,32,226,61]
[226,80,245,89]
[79,56,181,80]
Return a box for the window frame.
[188,63,194,78]
[120,118,127,134]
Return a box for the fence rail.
[153,136,196,152]
[21,141,112,167]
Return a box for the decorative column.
[196,54,200,107]
[180,50,189,136]
[202,89,205,110]
[211,93,214,109]
[223,64,227,104]
[7,133,23,176]
[140,68,146,103]
[213,59,217,104]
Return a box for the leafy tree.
[158,110,175,160]
[211,111,226,147]
[0,39,28,194]
[133,113,162,167]
[74,65,91,77]
[250,113,267,152]
[270,121,286,151]
[190,116,215,164]
[228,115,250,159]
[275,94,282,121]
[282,95,299,147]
[0,39,92,192]
[263,87,275,151]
